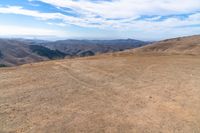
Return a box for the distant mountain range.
[0,38,149,66]
[40,39,148,57]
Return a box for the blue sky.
[0,0,199,40]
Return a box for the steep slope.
[0,39,47,66]
[132,35,200,55]
[29,45,66,59]
[0,39,67,66]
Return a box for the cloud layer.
[0,0,199,39]
[37,0,200,18]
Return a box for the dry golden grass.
[131,35,200,55]
[0,52,200,132]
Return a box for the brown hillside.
[132,35,200,55]
[0,39,47,66]
[1,50,200,132]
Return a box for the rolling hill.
[40,39,149,56]
[0,38,148,66]
[0,39,47,66]
[0,35,200,132]
[132,35,200,55]
[0,39,67,66]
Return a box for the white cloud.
[37,0,200,18]
[0,6,58,20]
[28,0,200,30]
[0,6,106,28]
[0,6,81,22]
[0,5,199,30]
[47,22,66,27]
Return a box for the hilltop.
[132,35,200,55]
[0,35,200,132]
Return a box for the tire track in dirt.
[55,61,119,83]
[55,62,96,89]
[54,62,125,101]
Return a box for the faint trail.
[55,62,93,88]
[136,64,158,79]
[54,62,114,91]
[55,60,118,79]
[54,62,121,101]
[81,64,117,77]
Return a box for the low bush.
[29,45,66,59]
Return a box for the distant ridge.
[0,38,148,66]
[0,39,47,66]
[40,39,149,56]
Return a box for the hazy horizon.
[1,34,200,42]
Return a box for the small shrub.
[29,45,66,59]
[0,64,7,67]
[0,50,3,58]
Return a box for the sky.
[0,0,199,40]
